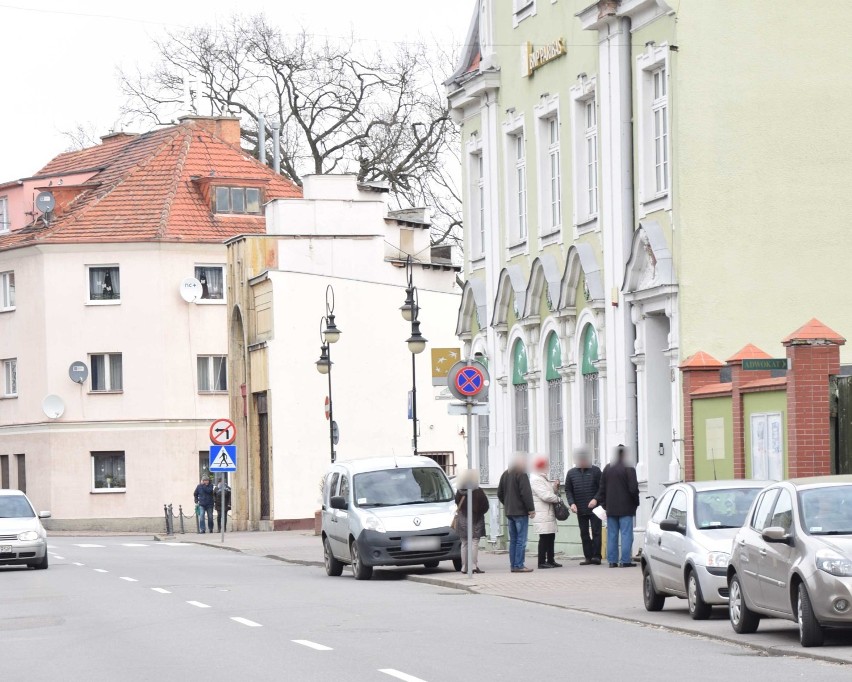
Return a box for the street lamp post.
[401,256,427,456]
[315,285,341,462]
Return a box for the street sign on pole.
[447,361,490,402]
[742,358,789,371]
[332,421,340,446]
[448,402,489,416]
[209,418,236,445]
[209,445,237,472]
[324,396,330,420]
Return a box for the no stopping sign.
[447,361,489,401]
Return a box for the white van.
[321,456,462,580]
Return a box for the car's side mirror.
[761,526,792,544]
[38,511,51,519]
[330,496,348,511]
[659,517,685,533]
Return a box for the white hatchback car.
[0,489,50,570]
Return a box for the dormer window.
[214,187,262,215]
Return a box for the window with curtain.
[3,358,17,397]
[512,339,529,453]
[198,355,227,392]
[88,266,120,301]
[214,187,262,214]
[92,451,126,489]
[195,266,225,300]
[1,271,14,309]
[90,353,123,391]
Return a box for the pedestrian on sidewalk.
[194,475,215,534]
[565,445,603,565]
[591,445,639,568]
[214,477,231,533]
[455,469,489,574]
[530,456,562,569]
[497,453,536,573]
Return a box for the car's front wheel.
[643,564,666,612]
[729,573,760,634]
[687,569,712,620]
[323,537,343,577]
[797,583,825,647]
[350,541,373,581]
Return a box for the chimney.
[100,132,137,145]
[179,115,242,148]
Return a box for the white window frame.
[194,264,226,305]
[636,43,671,215]
[197,355,228,393]
[465,134,486,266]
[86,264,121,306]
[0,196,8,233]
[533,95,562,245]
[91,451,126,493]
[502,112,528,254]
[0,271,14,311]
[2,358,17,398]
[570,77,599,233]
[512,0,536,27]
[89,353,123,393]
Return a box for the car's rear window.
[695,488,760,529]
[0,495,35,518]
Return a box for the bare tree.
[61,122,103,151]
[120,16,461,253]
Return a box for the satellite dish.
[35,191,56,214]
[69,361,89,384]
[180,277,202,303]
[42,395,65,419]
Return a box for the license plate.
[401,537,440,552]
[0,545,11,553]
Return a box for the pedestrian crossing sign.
[209,445,237,472]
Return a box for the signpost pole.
[466,394,473,579]
[220,481,225,544]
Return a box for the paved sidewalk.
[157,530,852,664]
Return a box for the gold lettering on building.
[525,38,567,76]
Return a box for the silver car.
[0,489,51,570]
[642,480,766,619]
[728,476,852,647]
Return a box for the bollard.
[164,504,170,534]
[167,503,174,535]
[178,505,185,534]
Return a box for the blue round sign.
[454,365,485,397]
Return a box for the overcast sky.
[0,1,471,180]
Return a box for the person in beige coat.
[530,455,562,568]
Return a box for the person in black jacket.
[591,445,639,568]
[565,446,602,565]
[497,453,536,573]
[213,477,232,533]
[194,476,215,534]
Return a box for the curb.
[405,574,480,593]
[264,554,324,568]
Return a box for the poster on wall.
[751,413,784,481]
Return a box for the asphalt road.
[3,536,851,681]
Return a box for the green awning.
[545,332,561,381]
[512,339,528,385]
[581,324,599,375]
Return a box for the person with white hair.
[530,455,563,569]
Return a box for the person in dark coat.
[497,453,536,573]
[565,445,603,565]
[455,470,490,574]
[213,477,232,533]
[591,444,639,567]
[194,476,215,534]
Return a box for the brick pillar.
[680,352,723,482]
[727,344,772,479]
[783,319,846,478]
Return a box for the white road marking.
[232,617,263,628]
[93,569,108,573]
[52,555,65,560]
[291,639,330,650]
[186,601,210,609]
[74,544,105,548]
[122,543,148,547]
[379,670,429,682]
[157,542,190,546]
[72,562,84,566]
[151,588,171,594]
[119,577,138,582]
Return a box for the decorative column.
[679,352,724,481]
[783,319,846,478]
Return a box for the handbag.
[553,497,571,521]
[450,497,462,531]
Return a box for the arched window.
[512,339,529,453]
[581,325,600,464]
[545,332,563,478]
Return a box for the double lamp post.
[314,256,427,462]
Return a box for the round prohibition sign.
[454,365,485,397]
[210,418,236,445]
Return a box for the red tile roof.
[690,382,733,397]
[726,343,772,363]
[0,119,300,251]
[741,377,787,392]
[680,351,723,370]
[782,318,846,346]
